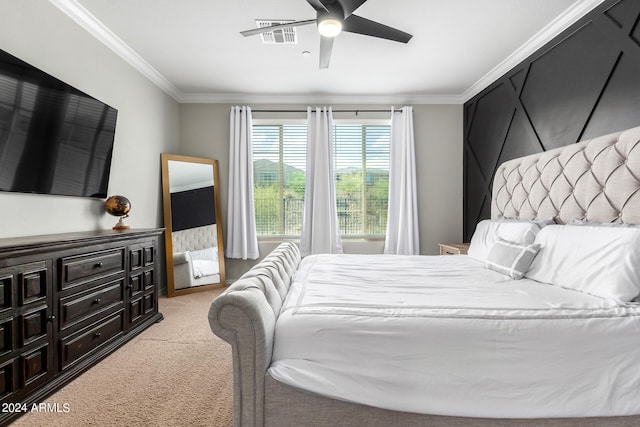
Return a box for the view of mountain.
[254,159,388,186]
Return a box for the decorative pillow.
[485,238,541,279]
[526,225,640,302]
[468,219,549,262]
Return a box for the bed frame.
[209,125,640,427]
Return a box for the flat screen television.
[0,48,118,198]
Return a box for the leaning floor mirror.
[161,154,225,297]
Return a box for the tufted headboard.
[492,125,640,225]
[171,224,217,253]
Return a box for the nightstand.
[439,243,470,255]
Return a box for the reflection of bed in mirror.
[161,153,225,297]
[172,225,220,289]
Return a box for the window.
[333,124,390,237]
[253,124,306,237]
[252,121,390,238]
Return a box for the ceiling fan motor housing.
[241,0,412,69]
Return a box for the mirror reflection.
[161,154,225,297]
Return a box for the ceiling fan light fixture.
[318,18,342,37]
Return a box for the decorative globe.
[105,195,131,217]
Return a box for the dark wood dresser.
[0,229,164,425]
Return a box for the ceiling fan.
[240,0,413,69]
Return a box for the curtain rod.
[251,109,402,114]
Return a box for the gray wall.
[179,103,463,280]
[0,0,180,238]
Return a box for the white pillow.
[526,225,640,302]
[468,219,548,262]
[485,238,541,279]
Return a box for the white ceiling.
[55,0,604,104]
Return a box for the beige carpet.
[12,288,233,427]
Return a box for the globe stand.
[113,215,130,231]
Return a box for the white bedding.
[189,247,219,278]
[269,254,640,418]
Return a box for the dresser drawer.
[19,305,48,347]
[60,311,124,370]
[0,318,13,358]
[0,275,11,315]
[129,293,151,321]
[61,249,124,289]
[0,358,15,399]
[59,281,124,330]
[20,343,51,389]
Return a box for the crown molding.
[178,92,463,105]
[461,0,605,103]
[50,0,603,106]
[48,0,183,102]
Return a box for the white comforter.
[269,254,640,418]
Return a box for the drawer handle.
[94,262,103,269]
[93,298,101,305]
[94,332,102,339]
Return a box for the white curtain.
[384,106,420,255]
[226,106,259,260]
[300,107,343,257]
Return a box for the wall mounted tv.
[0,48,118,198]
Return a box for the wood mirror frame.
[161,153,225,297]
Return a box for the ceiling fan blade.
[306,0,329,13]
[342,14,413,43]
[336,0,368,17]
[240,19,316,37]
[319,36,334,69]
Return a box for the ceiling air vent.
[255,20,298,44]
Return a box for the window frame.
[332,119,390,240]
[252,119,306,239]
[252,117,391,241]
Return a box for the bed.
[209,125,640,426]
[172,224,221,289]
